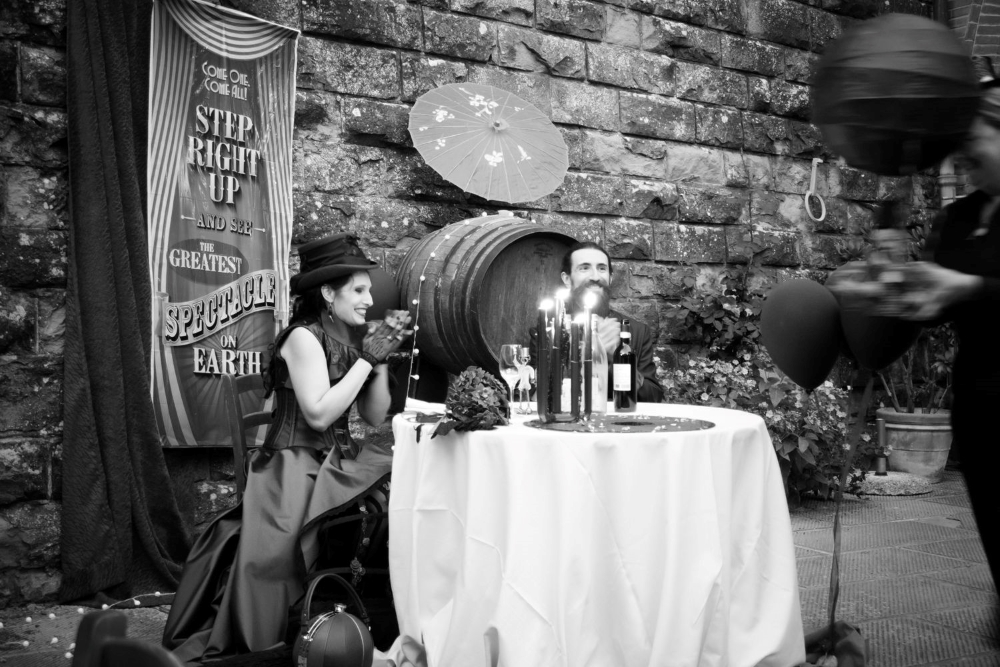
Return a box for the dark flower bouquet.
[431,366,509,438]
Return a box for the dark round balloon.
[826,262,920,370]
[811,13,980,175]
[760,279,842,391]
[366,267,401,321]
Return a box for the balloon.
[811,13,979,176]
[826,262,919,370]
[760,279,842,391]
[366,267,401,321]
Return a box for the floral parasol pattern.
[408,83,569,203]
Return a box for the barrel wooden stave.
[395,216,576,376]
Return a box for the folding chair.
[222,372,272,502]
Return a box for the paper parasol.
[408,83,568,203]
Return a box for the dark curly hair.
[262,274,353,396]
[560,241,612,277]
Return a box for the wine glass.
[517,345,533,414]
[498,344,520,414]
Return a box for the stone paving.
[794,467,1000,667]
[1,466,997,666]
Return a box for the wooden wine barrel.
[395,215,578,375]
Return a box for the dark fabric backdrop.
[61,0,191,602]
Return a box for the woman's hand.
[362,309,414,363]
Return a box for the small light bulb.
[77,608,84,614]
[413,325,419,331]
[101,604,108,610]
[154,591,161,596]
[411,374,420,380]
[26,617,32,623]
[23,641,29,647]
[65,652,73,659]
[412,299,419,305]
[134,599,141,606]
[430,252,436,258]
[70,643,76,649]
[412,348,419,355]
[48,613,56,619]
[444,235,451,239]
[51,637,58,644]
[419,275,426,281]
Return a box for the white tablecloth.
[387,403,805,667]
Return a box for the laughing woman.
[163,233,412,664]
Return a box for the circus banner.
[148,0,297,447]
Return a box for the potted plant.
[875,323,955,482]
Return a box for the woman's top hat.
[290,233,378,295]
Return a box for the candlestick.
[582,315,592,420]
[537,299,553,421]
[570,314,583,420]
[582,292,597,420]
[552,289,569,413]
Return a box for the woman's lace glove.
[361,309,413,365]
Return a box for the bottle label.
[613,364,631,391]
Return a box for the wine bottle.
[612,319,637,412]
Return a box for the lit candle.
[537,299,553,421]
[582,291,597,419]
[552,288,568,413]
[571,313,584,420]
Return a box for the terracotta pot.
[877,407,952,482]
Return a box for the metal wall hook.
[804,157,827,223]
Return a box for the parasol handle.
[804,157,827,223]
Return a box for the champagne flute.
[517,345,533,414]
[498,344,520,415]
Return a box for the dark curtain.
[61,0,191,602]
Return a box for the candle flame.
[573,313,587,325]
[556,288,570,301]
[583,291,598,309]
[539,299,554,310]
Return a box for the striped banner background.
[148,0,297,447]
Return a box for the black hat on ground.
[290,233,378,295]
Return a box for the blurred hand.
[595,316,621,356]
[363,309,413,362]
[896,262,982,321]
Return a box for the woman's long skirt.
[162,442,392,665]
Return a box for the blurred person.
[896,86,1000,593]
[560,241,664,402]
[163,233,412,664]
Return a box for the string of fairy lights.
[402,215,510,404]
[3,216,512,663]
[1,593,166,660]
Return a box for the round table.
[386,403,805,667]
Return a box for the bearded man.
[560,242,664,403]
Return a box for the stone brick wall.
[0,0,944,605]
[953,0,1000,56]
[0,0,70,606]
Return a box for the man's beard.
[568,281,611,318]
